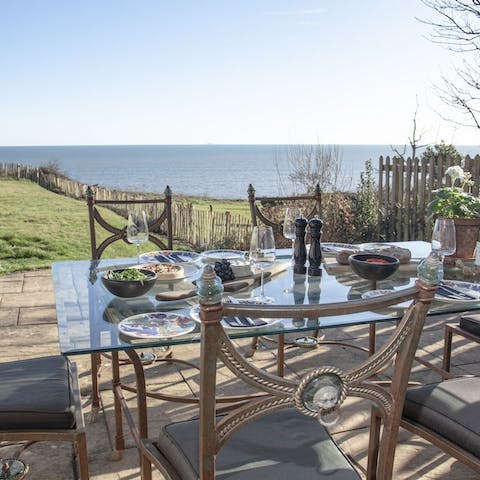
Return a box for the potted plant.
[428,165,480,261]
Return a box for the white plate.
[118,312,196,338]
[321,243,359,254]
[201,249,246,263]
[139,250,201,264]
[435,280,480,303]
[137,263,200,281]
[189,304,282,330]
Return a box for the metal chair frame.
[248,183,333,374]
[85,185,174,413]
[131,279,437,480]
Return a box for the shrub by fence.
[378,154,480,241]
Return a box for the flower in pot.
[428,165,480,261]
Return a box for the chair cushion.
[0,356,75,430]
[154,408,361,479]
[403,377,480,458]
[459,313,480,337]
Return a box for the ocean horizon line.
[1,142,478,148]
[1,144,478,199]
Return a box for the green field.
[0,178,250,275]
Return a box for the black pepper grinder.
[308,217,323,276]
[293,217,308,274]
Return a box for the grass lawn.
[0,178,251,275]
[0,179,161,274]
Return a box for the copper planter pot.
[445,217,480,263]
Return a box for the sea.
[0,144,478,199]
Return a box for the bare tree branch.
[391,97,429,159]
[420,0,480,130]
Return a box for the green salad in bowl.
[102,268,157,297]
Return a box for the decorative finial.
[196,265,224,305]
[417,250,443,285]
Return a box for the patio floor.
[0,269,479,479]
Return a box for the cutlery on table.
[437,283,479,300]
[224,296,267,327]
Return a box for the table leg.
[111,351,125,455]
[442,325,454,372]
[369,323,376,355]
[277,334,285,377]
[90,353,101,420]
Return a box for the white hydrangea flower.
[445,165,464,182]
[446,165,473,187]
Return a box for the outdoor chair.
[369,375,480,475]
[0,356,89,480]
[86,184,173,260]
[86,185,174,411]
[134,266,437,480]
[247,183,322,248]
[247,183,323,373]
[442,312,480,373]
[365,311,480,475]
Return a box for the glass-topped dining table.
[52,240,480,455]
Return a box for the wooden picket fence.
[0,162,252,250]
[5,156,480,246]
[378,154,480,241]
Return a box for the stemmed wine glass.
[127,210,149,264]
[431,218,456,277]
[283,207,302,265]
[249,225,276,303]
[431,218,456,258]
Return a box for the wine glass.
[431,218,456,258]
[127,210,149,264]
[283,207,303,265]
[249,225,276,303]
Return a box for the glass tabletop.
[52,241,480,355]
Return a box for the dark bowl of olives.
[102,268,157,297]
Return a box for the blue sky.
[1,0,478,146]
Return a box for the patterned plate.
[118,312,196,338]
[361,289,395,299]
[139,250,201,264]
[435,280,480,303]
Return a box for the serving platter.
[139,250,201,264]
[118,312,196,338]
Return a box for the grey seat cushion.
[403,377,480,458]
[0,356,75,430]
[459,314,480,337]
[154,408,360,479]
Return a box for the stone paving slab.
[1,269,480,479]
